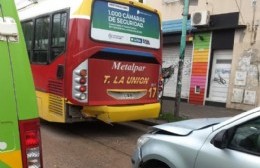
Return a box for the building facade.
[146,0,260,110]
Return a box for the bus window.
[51,12,67,61]
[33,16,50,64]
[22,20,33,60]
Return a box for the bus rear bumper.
[81,103,160,123]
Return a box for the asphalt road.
[40,120,150,168]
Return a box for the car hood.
[153,117,229,136]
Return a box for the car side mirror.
[211,129,229,149]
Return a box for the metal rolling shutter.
[162,44,193,99]
[208,50,232,103]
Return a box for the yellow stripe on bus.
[36,91,66,123]
[0,150,23,168]
[82,103,160,123]
[72,0,159,19]
[73,0,92,17]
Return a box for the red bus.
[18,0,162,123]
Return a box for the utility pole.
[174,0,190,117]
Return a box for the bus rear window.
[91,0,160,49]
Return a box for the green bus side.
[0,0,42,167]
[1,0,38,120]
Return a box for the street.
[40,120,149,168]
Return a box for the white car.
[132,107,260,168]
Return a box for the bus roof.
[16,0,160,21]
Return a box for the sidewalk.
[162,100,244,119]
[143,100,244,125]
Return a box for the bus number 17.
[148,87,157,98]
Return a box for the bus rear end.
[0,0,42,167]
[78,58,161,123]
[69,0,162,123]
[18,0,162,123]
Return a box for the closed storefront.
[162,44,193,99]
[156,0,258,110]
[208,50,233,103]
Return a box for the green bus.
[0,0,43,167]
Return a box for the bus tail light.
[19,118,43,168]
[75,77,87,84]
[75,93,87,100]
[75,85,87,92]
[79,69,87,76]
[73,60,88,102]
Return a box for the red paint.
[88,59,159,105]
[189,88,205,105]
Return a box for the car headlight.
[137,136,150,149]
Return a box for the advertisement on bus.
[91,0,160,49]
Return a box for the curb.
[138,119,168,126]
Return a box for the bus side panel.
[6,0,38,120]
[0,41,23,168]
[31,55,66,122]
[0,1,23,167]
[31,55,66,94]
